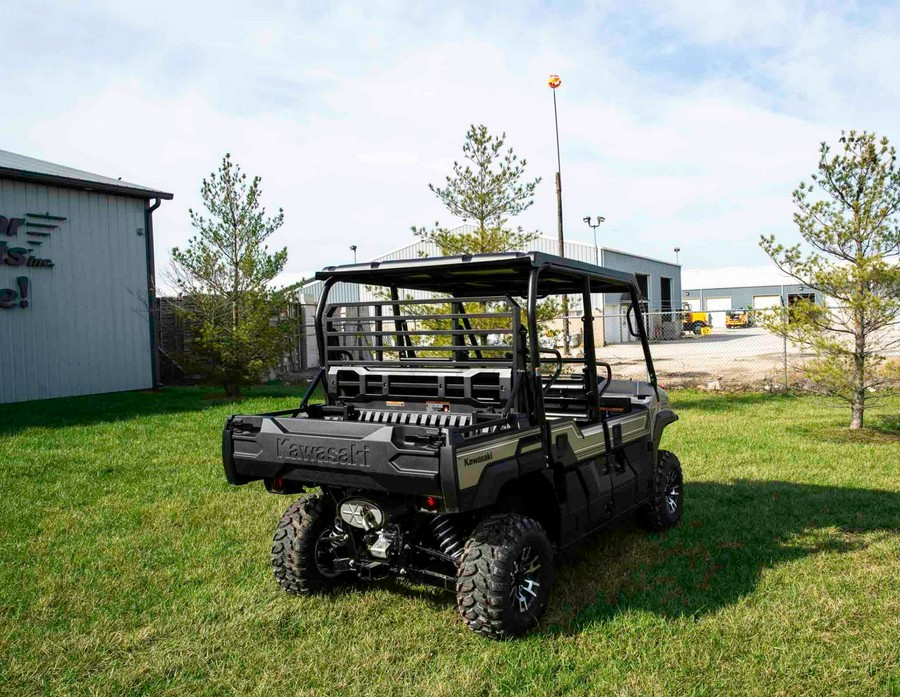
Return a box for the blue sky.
[4,0,900,284]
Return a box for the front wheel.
[271,494,350,595]
[456,514,555,640]
[640,450,684,531]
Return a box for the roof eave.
[0,167,174,200]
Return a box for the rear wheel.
[640,450,684,531]
[456,514,554,640]
[271,494,350,594]
[692,321,705,334]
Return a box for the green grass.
[1,387,898,696]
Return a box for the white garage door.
[684,299,700,312]
[705,297,731,328]
[752,295,781,309]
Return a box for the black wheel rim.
[314,530,345,578]
[509,546,542,614]
[665,468,682,517]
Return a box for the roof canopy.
[316,251,640,297]
[0,149,173,200]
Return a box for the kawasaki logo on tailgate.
[463,452,493,467]
[276,439,370,467]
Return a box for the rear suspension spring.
[430,515,464,561]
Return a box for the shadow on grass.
[0,384,312,437]
[669,391,796,412]
[543,479,900,635]
[374,479,899,636]
[787,422,900,445]
[872,414,900,436]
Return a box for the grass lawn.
[1,387,898,696]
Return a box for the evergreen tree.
[415,124,541,253]
[760,131,900,429]
[170,154,296,396]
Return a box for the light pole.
[548,74,570,355]
[350,244,357,263]
[582,215,605,265]
[674,247,680,265]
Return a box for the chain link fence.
[542,306,899,391]
[593,309,799,390]
[169,299,896,392]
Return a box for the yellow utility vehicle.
[725,309,754,329]
[681,303,710,334]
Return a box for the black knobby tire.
[271,494,346,595]
[640,449,684,531]
[456,514,555,640]
[692,321,704,335]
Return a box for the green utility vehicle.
[222,252,682,639]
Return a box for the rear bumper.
[223,414,447,498]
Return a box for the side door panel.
[577,458,614,526]
[609,451,638,514]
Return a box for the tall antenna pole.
[548,74,570,356]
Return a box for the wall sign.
[0,212,64,310]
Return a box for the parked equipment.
[682,303,710,334]
[222,252,682,639]
[725,309,754,329]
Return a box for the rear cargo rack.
[323,296,521,368]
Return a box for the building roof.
[682,265,794,290]
[0,149,173,200]
[601,246,680,268]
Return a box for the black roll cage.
[302,252,658,421]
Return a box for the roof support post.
[581,277,599,423]
[528,265,566,502]
[314,277,336,368]
[389,286,415,359]
[629,285,658,393]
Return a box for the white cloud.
[9,0,900,288]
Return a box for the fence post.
[782,305,789,391]
[299,304,308,370]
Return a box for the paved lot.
[595,326,803,386]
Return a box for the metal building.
[682,266,823,328]
[0,150,172,403]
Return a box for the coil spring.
[430,515,464,561]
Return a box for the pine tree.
[760,131,900,429]
[415,124,541,253]
[170,154,296,396]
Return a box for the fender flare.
[652,409,678,458]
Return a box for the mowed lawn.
[1,387,898,697]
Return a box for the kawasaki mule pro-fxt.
[222,252,682,639]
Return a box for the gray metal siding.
[683,285,825,310]
[601,248,682,311]
[301,280,360,305]
[0,179,152,403]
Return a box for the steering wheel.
[539,348,563,394]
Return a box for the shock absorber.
[430,515,464,561]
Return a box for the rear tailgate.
[223,414,443,495]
